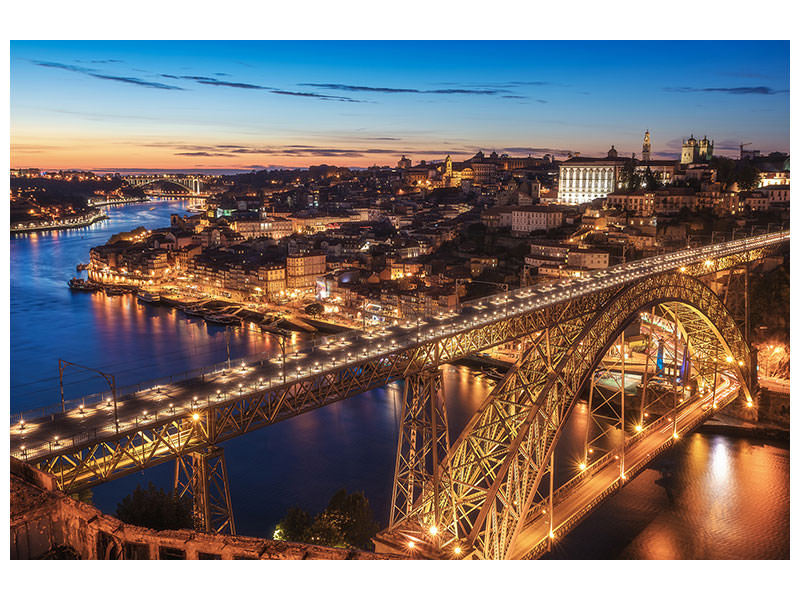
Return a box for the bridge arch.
[402,272,753,559]
[126,176,201,194]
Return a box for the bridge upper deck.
[10,232,788,475]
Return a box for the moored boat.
[205,313,241,326]
[104,286,126,296]
[137,290,161,303]
[68,278,98,291]
[184,305,210,317]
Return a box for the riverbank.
[699,412,789,442]
[10,211,108,233]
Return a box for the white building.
[557,147,627,205]
[511,206,564,233]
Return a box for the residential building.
[286,252,327,290]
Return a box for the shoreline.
[697,420,789,443]
[10,212,108,234]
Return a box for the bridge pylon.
[174,445,236,535]
[388,367,454,541]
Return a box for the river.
[9,200,789,559]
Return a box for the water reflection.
[11,200,790,558]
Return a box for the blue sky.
[10,40,789,171]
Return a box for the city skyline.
[11,40,790,172]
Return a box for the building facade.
[557,148,627,205]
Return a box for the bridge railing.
[11,232,787,426]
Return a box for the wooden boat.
[137,290,161,303]
[68,278,98,291]
[205,313,241,326]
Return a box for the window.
[159,546,186,560]
[123,542,150,560]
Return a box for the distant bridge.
[10,231,789,553]
[124,174,203,194]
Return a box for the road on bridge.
[507,373,738,559]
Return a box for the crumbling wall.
[10,459,397,560]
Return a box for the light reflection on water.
[10,201,790,557]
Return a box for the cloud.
[175,151,235,157]
[664,86,787,95]
[501,146,574,155]
[505,81,551,86]
[32,60,183,90]
[75,59,125,64]
[181,75,274,90]
[300,83,505,96]
[271,89,361,102]
[157,73,362,101]
[162,142,473,159]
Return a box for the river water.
[10,200,789,559]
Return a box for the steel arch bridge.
[124,174,203,194]
[375,270,753,559]
[10,232,788,550]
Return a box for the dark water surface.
[10,201,789,558]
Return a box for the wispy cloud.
[75,59,125,65]
[153,142,474,159]
[300,83,509,96]
[180,75,273,90]
[32,60,183,90]
[160,73,362,101]
[664,86,787,95]
[175,151,235,157]
[501,146,573,155]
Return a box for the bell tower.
[642,130,651,162]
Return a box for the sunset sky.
[10,40,790,173]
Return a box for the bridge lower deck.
[508,374,739,560]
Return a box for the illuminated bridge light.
[726,356,734,363]
[634,424,643,432]
[408,541,415,549]
[579,462,586,471]
[429,525,438,536]
[453,546,462,555]
[192,413,200,421]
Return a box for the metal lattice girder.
[26,237,782,493]
[175,445,235,535]
[389,368,452,533]
[396,272,753,560]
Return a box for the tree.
[115,483,193,531]
[274,506,312,542]
[643,167,661,190]
[272,489,380,550]
[324,489,380,549]
[734,163,759,191]
[619,160,641,191]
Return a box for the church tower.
[642,130,651,162]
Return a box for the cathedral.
[680,134,714,164]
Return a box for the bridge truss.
[376,270,755,559]
[13,234,786,543]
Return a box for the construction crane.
[739,142,752,159]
